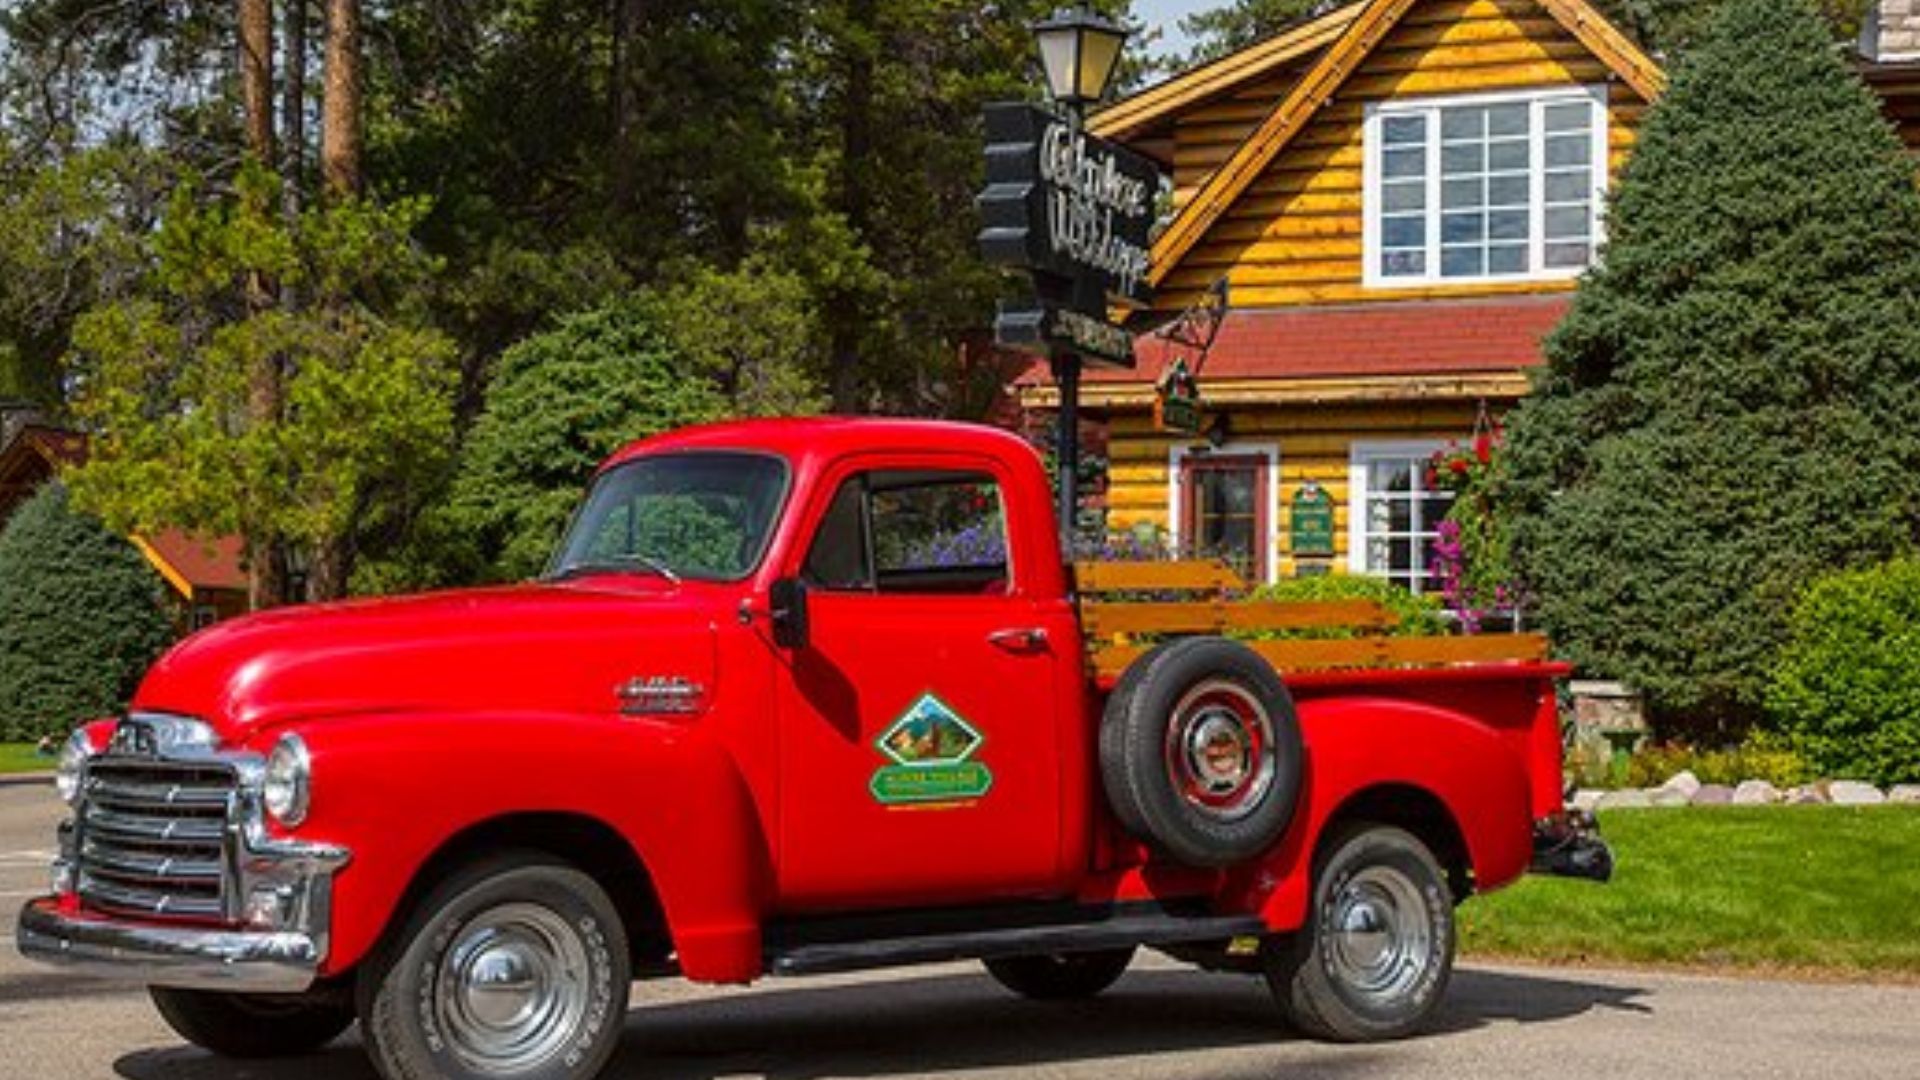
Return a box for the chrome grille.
[77,757,235,921]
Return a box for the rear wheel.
[982,947,1134,1000]
[1101,637,1302,867]
[1264,824,1454,1042]
[150,985,354,1058]
[358,853,631,1080]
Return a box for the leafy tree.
[1502,0,1920,734]
[0,485,175,743]
[1177,0,1332,64]
[63,163,457,604]
[445,303,732,583]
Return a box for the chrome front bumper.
[17,714,351,992]
[17,897,325,992]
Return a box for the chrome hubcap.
[1164,680,1275,822]
[1326,866,1432,1005]
[435,903,590,1074]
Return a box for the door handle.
[987,627,1049,653]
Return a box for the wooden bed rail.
[1071,559,1551,680]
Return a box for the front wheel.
[358,853,631,1080]
[983,947,1135,1000]
[1264,824,1454,1041]
[150,985,355,1058]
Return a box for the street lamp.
[1030,6,1130,555]
[1031,6,1129,114]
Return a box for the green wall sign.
[1291,481,1335,557]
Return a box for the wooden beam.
[1081,599,1398,637]
[1090,4,1362,143]
[1147,0,1425,289]
[1090,633,1552,679]
[1534,0,1666,103]
[1072,559,1247,593]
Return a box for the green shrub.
[1501,0,1920,734]
[0,485,175,742]
[1245,574,1449,639]
[1622,730,1814,789]
[1767,558,1920,786]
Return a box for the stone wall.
[1863,0,1920,63]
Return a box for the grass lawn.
[0,742,55,774]
[1460,806,1920,977]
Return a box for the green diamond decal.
[870,692,993,805]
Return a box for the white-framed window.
[1167,443,1281,585]
[1363,85,1609,287]
[1347,441,1454,594]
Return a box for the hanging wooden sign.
[1291,480,1335,557]
[1155,356,1203,434]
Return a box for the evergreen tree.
[1178,0,1329,64]
[445,303,731,583]
[0,485,175,743]
[1503,0,1920,733]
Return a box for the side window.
[801,479,871,590]
[800,469,1010,595]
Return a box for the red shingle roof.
[142,530,248,592]
[1014,295,1572,387]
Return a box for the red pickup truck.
[18,418,1605,1080]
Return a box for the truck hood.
[132,583,722,746]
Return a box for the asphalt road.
[3,779,1918,1080]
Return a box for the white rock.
[1691,784,1734,806]
[1828,780,1886,806]
[1570,789,1606,813]
[1660,769,1702,798]
[1786,785,1829,805]
[1648,787,1691,808]
[1596,789,1653,811]
[1732,779,1781,805]
[1889,784,1920,805]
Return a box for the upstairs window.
[1365,87,1608,287]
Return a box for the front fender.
[1226,696,1535,931]
[277,711,771,983]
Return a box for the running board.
[767,911,1267,976]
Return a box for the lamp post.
[1029,5,1128,557]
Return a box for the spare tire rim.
[1325,865,1433,1007]
[1163,679,1276,823]
[435,902,592,1075]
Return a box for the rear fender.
[276,712,772,983]
[1222,696,1534,931]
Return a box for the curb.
[0,771,53,789]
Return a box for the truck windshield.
[546,452,788,583]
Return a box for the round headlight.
[55,729,96,805]
[263,734,312,828]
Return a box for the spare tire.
[1099,637,1303,867]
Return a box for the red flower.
[1473,433,1492,465]
[1449,458,1469,475]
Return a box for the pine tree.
[1503,0,1920,733]
[0,485,175,742]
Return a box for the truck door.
[773,458,1066,910]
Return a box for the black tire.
[1098,639,1186,837]
[1264,824,1455,1042]
[357,853,632,1080]
[150,985,355,1058]
[983,947,1135,1000]
[1100,637,1302,867]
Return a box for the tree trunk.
[829,0,876,413]
[245,537,288,610]
[322,0,363,196]
[304,537,353,602]
[239,0,275,162]
[282,0,308,213]
[610,0,645,211]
